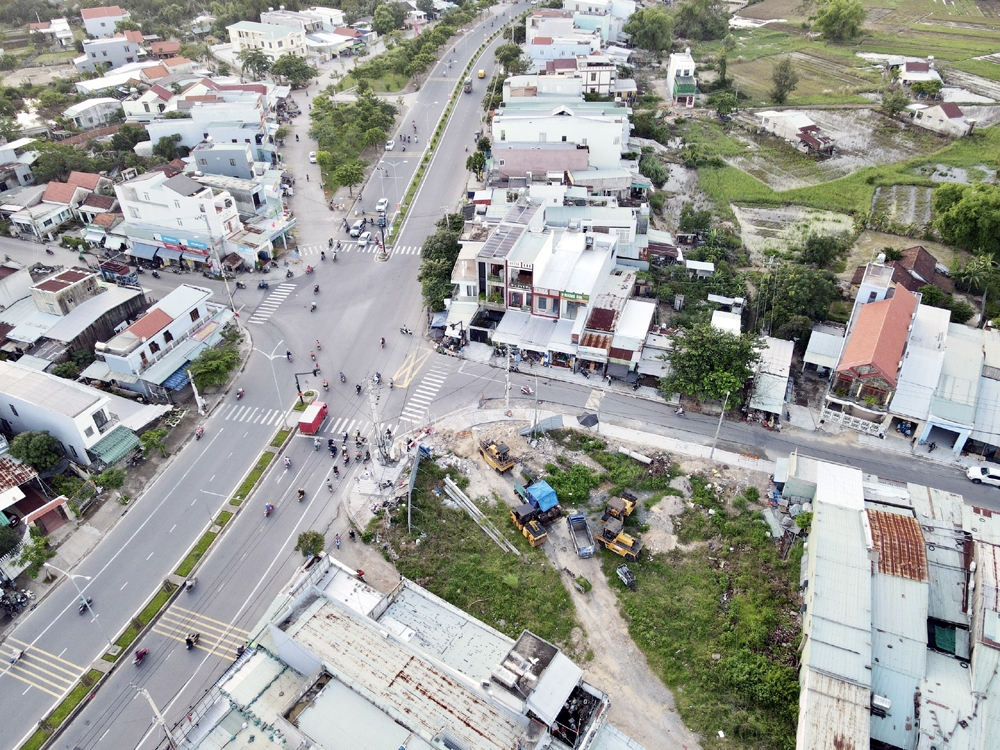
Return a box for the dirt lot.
[0,63,76,88]
[733,204,855,262]
[840,230,970,282]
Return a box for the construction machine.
[597,517,644,561]
[510,504,548,547]
[515,483,562,524]
[479,440,514,474]
[601,491,638,523]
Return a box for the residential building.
[148,41,180,58]
[577,54,617,95]
[81,6,131,39]
[189,14,216,35]
[526,12,576,45]
[802,323,845,377]
[227,21,306,63]
[505,73,585,100]
[0,138,39,188]
[121,83,174,118]
[62,97,124,129]
[492,102,630,170]
[898,59,942,86]
[528,33,601,62]
[0,264,33,311]
[757,111,835,153]
[302,6,346,30]
[667,49,697,108]
[172,553,641,750]
[71,61,167,96]
[190,141,256,180]
[77,194,118,225]
[28,18,73,47]
[491,140,590,182]
[906,101,974,137]
[9,198,74,241]
[749,336,794,419]
[850,246,953,296]
[790,453,1000,750]
[260,9,324,33]
[75,32,145,73]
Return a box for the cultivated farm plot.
[733,205,855,262]
[729,51,879,105]
[737,0,1000,29]
[870,184,934,227]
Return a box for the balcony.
[96,412,120,435]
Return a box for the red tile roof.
[333,27,361,37]
[81,6,128,19]
[119,29,144,43]
[68,171,102,190]
[149,83,174,101]
[92,212,121,228]
[905,61,929,73]
[142,64,169,79]
[163,56,192,68]
[837,287,917,387]
[29,21,51,30]
[42,181,83,205]
[150,41,180,56]
[533,36,553,44]
[82,194,115,210]
[939,102,964,119]
[35,268,92,292]
[127,308,173,339]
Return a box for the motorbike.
[78,597,93,614]
[237,388,244,400]
[335,533,341,549]
[400,326,412,335]
[674,407,685,417]
[286,351,293,361]
[355,384,362,395]
[258,281,269,290]
[297,488,306,501]
[264,503,274,517]
[45,247,54,255]
[133,648,148,666]
[185,633,200,650]
[151,270,161,279]
[380,337,385,349]
[9,649,23,665]
[340,372,346,383]
[284,456,291,468]
[305,266,314,275]
[332,253,337,263]
[632,381,640,391]
[136,266,144,274]
[286,270,293,279]
[322,380,329,391]
[313,285,319,294]
[185,578,197,592]
[236,281,246,289]
[310,301,316,312]
[320,251,326,261]
[314,438,320,451]
[316,340,322,350]
[521,386,533,395]
[348,529,356,542]
[195,426,204,440]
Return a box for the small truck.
[568,514,596,558]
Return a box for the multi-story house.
[190,141,257,180]
[227,21,306,63]
[62,97,124,129]
[260,9,324,33]
[81,6,131,39]
[666,49,697,108]
[95,284,231,399]
[28,18,74,47]
[0,138,39,189]
[74,31,145,73]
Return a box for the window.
[69,445,78,458]
[91,52,97,58]
[129,207,140,219]
[149,341,160,354]
[177,218,183,226]
[197,159,207,166]
[561,135,567,142]
[868,291,878,303]
[199,204,206,213]
[9,404,18,417]
[163,330,173,343]
[229,159,237,166]
[190,308,200,322]
[590,72,597,81]
[143,193,149,201]
[537,297,547,311]
[175,200,181,208]
[139,351,148,367]
[85,426,95,438]
[103,51,108,57]
[498,159,505,166]
[500,130,506,141]
[539,133,546,142]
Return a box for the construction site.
[334,405,799,750]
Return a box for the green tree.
[799,233,850,269]
[880,86,910,117]
[911,80,942,98]
[153,134,185,161]
[51,361,81,379]
[813,0,866,42]
[639,152,667,187]
[95,467,127,490]
[0,524,23,559]
[954,253,999,327]
[774,315,815,347]
[679,203,712,233]
[188,344,240,390]
[623,7,673,55]
[18,527,54,578]
[672,0,730,41]
[662,324,761,401]
[0,116,22,142]
[934,183,1000,257]
[417,0,435,15]
[752,265,840,333]
[417,222,462,311]
[140,428,169,458]
[9,431,61,472]
[466,150,486,179]
[334,160,365,194]
[712,91,737,118]
[476,136,492,153]
[295,530,325,557]
[270,54,317,88]
[495,43,528,75]
[373,4,402,35]
[31,142,112,183]
[770,57,799,105]
[110,123,150,152]
[503,24,527,44]
[238,47,271,80]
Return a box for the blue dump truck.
[515,480,562,523]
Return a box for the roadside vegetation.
[603,478,802,750]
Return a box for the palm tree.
[238,48,271,81]
[955,253,1000,328]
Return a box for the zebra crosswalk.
[294,243,423,257]
[319,415,400,439]
[153,605,249,660]
[1,637,83,698]
[247,282,295,325]
[219,404,288,426]
[399,365,451,423]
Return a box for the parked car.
[357,231,372,249]
[385,139,395,151]
[349,219,364,237]
[308,151,317,163]
[968,466,1000,486]
[376,198,389,213]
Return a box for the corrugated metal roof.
[795,669,870,750]
[870,661,922,749]
[919,650,979,750]
[868,510,929,581]
[872,570,929,643]
[930,323,982,427]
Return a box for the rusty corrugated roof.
[867,509,929,581]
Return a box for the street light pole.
[43,563,115,652]
[709,391,730,461]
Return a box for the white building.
[758,110,835,153]
[81,5,131,39]
[906,102,973,137]
[227,21,306,63]
[62,97,124,129]
[666,49,697,108]
[75,32,145,73]
[528,33,601,62]
[492,104,630,170]
[260,9,324,33]
[143,96,275,162]
[28,18,73,47]
[302,6,346,30]
[0,138,39,189]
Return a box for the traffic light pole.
[293,368,322,405]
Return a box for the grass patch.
[270,428,292,448]
[603,476,802,750]
[945,58,1000,82]
[105,584,176,661]
[174,531,218,578]
[382,461,577,646]
[215,511,233,527]
[20,669,104,750]
[231,451,275,504]
[293,401,307,412]
[32,50,78,65]
[335,71,409,93]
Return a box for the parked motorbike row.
[0,584,33,617]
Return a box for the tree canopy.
[934,183,1000,258]
[813,0,866,42]
[417,215,464,311]
[672,0,730,41]
[295,530,325,557]
[270,54,317,88]
[623,7,673,54]
[770,58,799,104]
[188,341,241,390]
[238,47,271,80]
[751,265,840,336]
[9,431,61,472]
[372,3,408,35]
[662,324,762,401]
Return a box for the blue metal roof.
[162,366,191,391]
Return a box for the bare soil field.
[734,205,855,262]
[729,50,876,104]
[839,230,969,282]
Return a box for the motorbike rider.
[284,456,291,468]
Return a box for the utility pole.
[138,688,178,749]
[367,378,393,465]
[709,391,730,461]
[504,346,512,411]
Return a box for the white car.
[357,231,372,249]
[308,151,317,163]
[967,466,1000,486]
[376,198,389,213]
[385,139,395,151]
[349,219,364,237]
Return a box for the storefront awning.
[129,243,159,260]
[83,229,106,243]
[157,247,183,261]
[549,319,577,356]
[607,362,629,379]
[493,311,530,346]
[89,425,141,465]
